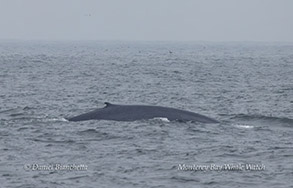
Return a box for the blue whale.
[67,102,219,123]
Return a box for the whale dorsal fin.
[104,102,113,107]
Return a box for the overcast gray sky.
[0,0,292,42]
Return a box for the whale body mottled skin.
[67,102,219,123]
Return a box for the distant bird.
[169,50,173,54]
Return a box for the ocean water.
[0,41,292,188]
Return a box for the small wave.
[32,138,76,144]
[79,128,99,134]
[0,106,34,113]
[9,113,25,117]
[0,106,37,121]
[231,114,293,125]
[0,108,18,114]
[0,107,26,114]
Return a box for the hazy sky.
[0,0,292,42]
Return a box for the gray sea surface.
[0,41,293,188]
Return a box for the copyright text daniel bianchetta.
[24,163,88,171]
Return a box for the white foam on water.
[59,117,69,122]
[45,117,69,122]
[234,124,254,129]
[153,117,170,122]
